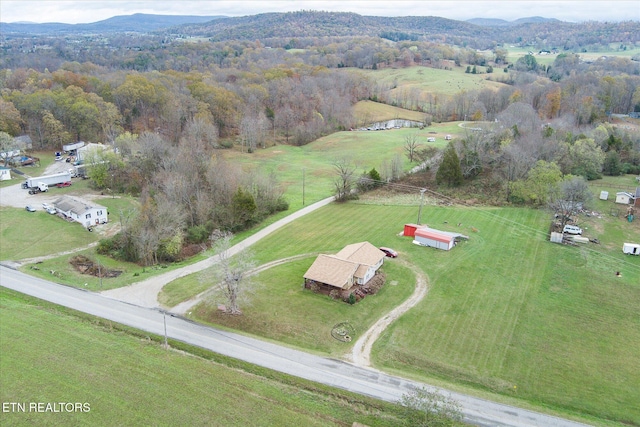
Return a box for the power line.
[358,178,640,273]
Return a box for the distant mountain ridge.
[0,13,225,34]
[467,16,561,26]
[1,11,637,49]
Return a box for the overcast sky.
[1,1,638,24]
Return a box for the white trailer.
[622,243,640,255]
[22,171,72,189]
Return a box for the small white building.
[623,243,640,255]
[615,192,633,205]
[53,195,108,228]
[0,166,11,181]
[599,191,608,200]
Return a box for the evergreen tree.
[603,151,622,176]
[368,167,382,186]
[436,142,463,186]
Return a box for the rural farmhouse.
[53,195,108,228]
[303,242,386,297]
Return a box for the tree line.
[1,27,639,264]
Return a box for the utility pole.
[163,311,168,349]
[417,188,426,224]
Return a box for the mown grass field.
[355,65,505,100]
[223,121,458,209]
[506,45,640,66]
[184,193,640,425]
[0,288,408,427]
[0,207,100,261]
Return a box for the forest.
[1,11,639,265]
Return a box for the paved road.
[1,266,591,427]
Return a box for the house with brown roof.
[303,242,386,296]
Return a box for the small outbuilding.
[623,243,640,255]
[615,192,634,205]
[413,227,457,250]
[403,223,420,237]
[0,166,11,181]
[599,191,608,200]
[53,195,108,228]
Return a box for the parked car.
[445,135,452,140]
[42,203,52,210]
[379,247,398,258]
[25,205,36,212]
[46,207,57,215]
[56,181,72,187]
[427,137,436,142]
[563,225,583,235]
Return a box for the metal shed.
[413,228,456,251]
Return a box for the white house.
[0,166,11,181]
[615,192,634,205]
[53,195,108,228]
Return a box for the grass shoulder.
[0,287,412,427]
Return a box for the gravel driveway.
[0,161,75,208]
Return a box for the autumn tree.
[508,160,563,205]
[0,99,23,135]
[557,138,604,180]
[436,142,463,187]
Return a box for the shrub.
[186,224,210,244]
[348,293,356,305]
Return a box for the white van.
[427,137,436,142]
[563,225,583,235]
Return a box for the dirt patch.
[69,255,122,278]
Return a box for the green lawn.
[184,197,640,425]
[352,100,426,124]
[223,124,457,209]
[355,66,505,100]
[0,207,100,261]
[190,257,415,356]
[0,288,408,427]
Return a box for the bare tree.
[399,387,463,427]
[549,176,593,229]
[404,133,421,163]
[332,157,358,201]
[210,231,256,315]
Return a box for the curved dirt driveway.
[170,253,315,315]
[349,260,428,367]
[170,254,429,369]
